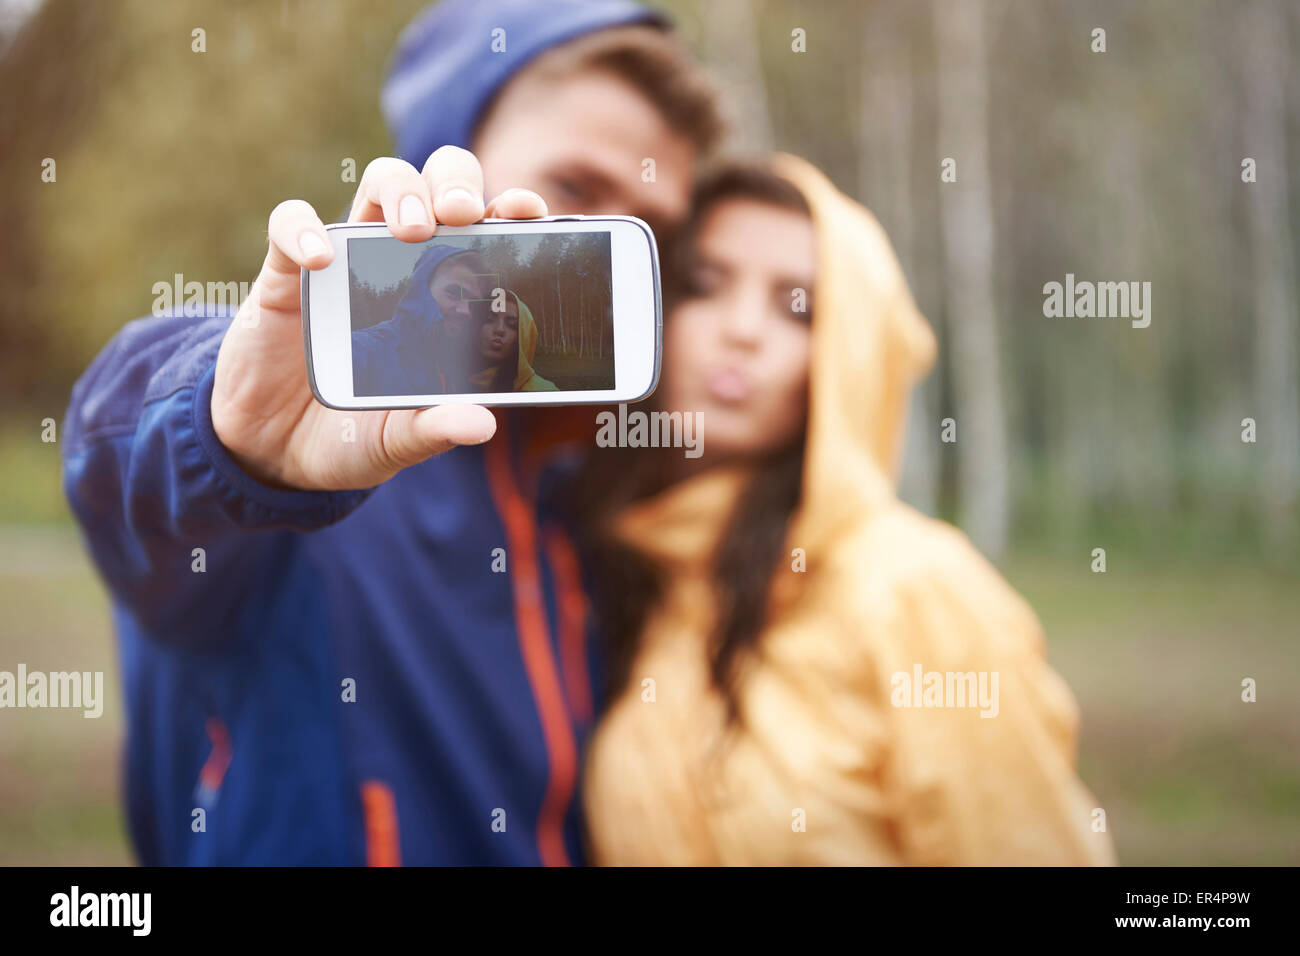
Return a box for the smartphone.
[301,216,661,408]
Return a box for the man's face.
[473,67,697,240]
[428,257,490,339]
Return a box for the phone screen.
[347,232,615,396]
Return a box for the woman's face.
[663,198,814,460]
[479,296,520,365]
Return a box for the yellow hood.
[770,153,937,555]
[508,292,557,391]
[470,291,557,392]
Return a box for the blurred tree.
[699,0,772,152]
[860,2,940,517]
[1241,0,1300,548]
[934,0,1010,558]
[0,0,118,410]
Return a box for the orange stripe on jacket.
[484,418,578,868]
[198,717,233,793]
[361,781,401,867]
[543,525,593,725]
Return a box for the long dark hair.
[571,161,813,723]
[477,310,518,393]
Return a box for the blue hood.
[381,0,667,168]
[390,243,477,329]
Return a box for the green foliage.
[0,426,72,525]
[1,0,428,411]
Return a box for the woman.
[351,245,489,396]
[467,290,558,392]
[576,156,1116,866]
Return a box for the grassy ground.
[1005,553,1300,865]
[532,350,615,391]
[0,526,131,865]
[0,518,1295,865]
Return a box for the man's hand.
[211,146,548,490]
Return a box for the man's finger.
[350,157,435,242]
[484,188,548,220]
[267,199,332,276]
[422,145,486,225]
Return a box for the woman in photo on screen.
[468,289,558,392]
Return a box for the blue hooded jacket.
[351,244,478,395]
[62,0,665,866]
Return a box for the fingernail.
[440,187,480,208]
[399,194,429,226]
[298,231,328,259]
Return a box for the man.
[62,0,722,865]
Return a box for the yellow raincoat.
[470,291,558,392]
[581,155,1117,866]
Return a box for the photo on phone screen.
[347,232,614,396]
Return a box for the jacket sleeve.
[854,515,1117,865]
[62,311,372,646]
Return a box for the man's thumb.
[384,404,497,469]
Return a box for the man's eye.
[553,177,588,203]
